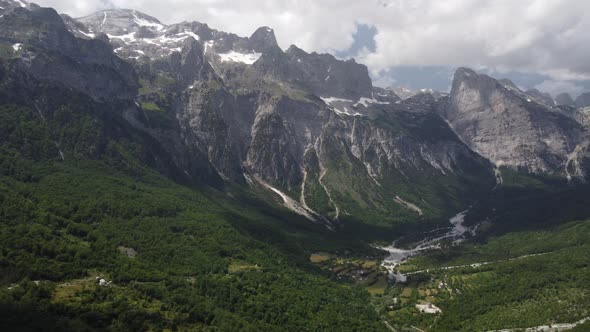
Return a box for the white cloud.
[534,80,585,99]
[34,0,590,86]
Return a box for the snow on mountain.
[218,50,261,64]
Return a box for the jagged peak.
[250,26,275,37]
[248,26,278,52]
[286,44,306,56]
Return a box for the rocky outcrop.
[442,68,588,178]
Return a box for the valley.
[0,1,590,331]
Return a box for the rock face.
[555,92,575,106]
[0,0,29,14]
[442,68,589,179]
[0,4,137,100]
[1,4,534,227]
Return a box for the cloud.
[334,23,377,59]
[534,80,586,99]
[33,0,590,89]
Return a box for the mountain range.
[1,1,590,331]
[3,2,589,226]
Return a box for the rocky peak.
[177,37,216,85]
[0,3,137,100]
[443,67,588,177]
[285,44,306,57]
[60,13,94,39]
[77,9,166,36]
[1,5,78,52]
[449,67,503,108]
[248,26,278,52]
[168,21,213,40]
[555,92,574,106]
[279,48,372,100]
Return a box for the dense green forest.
[0,82,388,330]
[2,92,590,331]
[377,215,590,331]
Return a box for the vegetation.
[2,46,589,331]
[0,76,387,331]
[378,218,590,331]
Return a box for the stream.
[379,209,481,282]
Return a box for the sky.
[33,0,590,97]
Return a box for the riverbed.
[378,209,481,282]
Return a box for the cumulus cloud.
[34,0,590,87]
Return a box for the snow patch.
[107,32,137,42]
[179,30,200,41]
[330,107,362,117]
[78,30,95,39]
[320,96,354,105]
[354,97,390,108]
[203,41,214,52]
[12,43,22,51]
[321,96,363,116]
[218,51,261,64]
[133,11,164,31]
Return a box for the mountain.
[575,92,590,108]
[387,86,448,100]
[2,2,590,331]
[440,68,590,180]
[55,9,496,227]
[525,88,555,106]
[555,92,575,106]
[0,3,391,330]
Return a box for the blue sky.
[335,23,590,96]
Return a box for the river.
[378,209,481,282]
